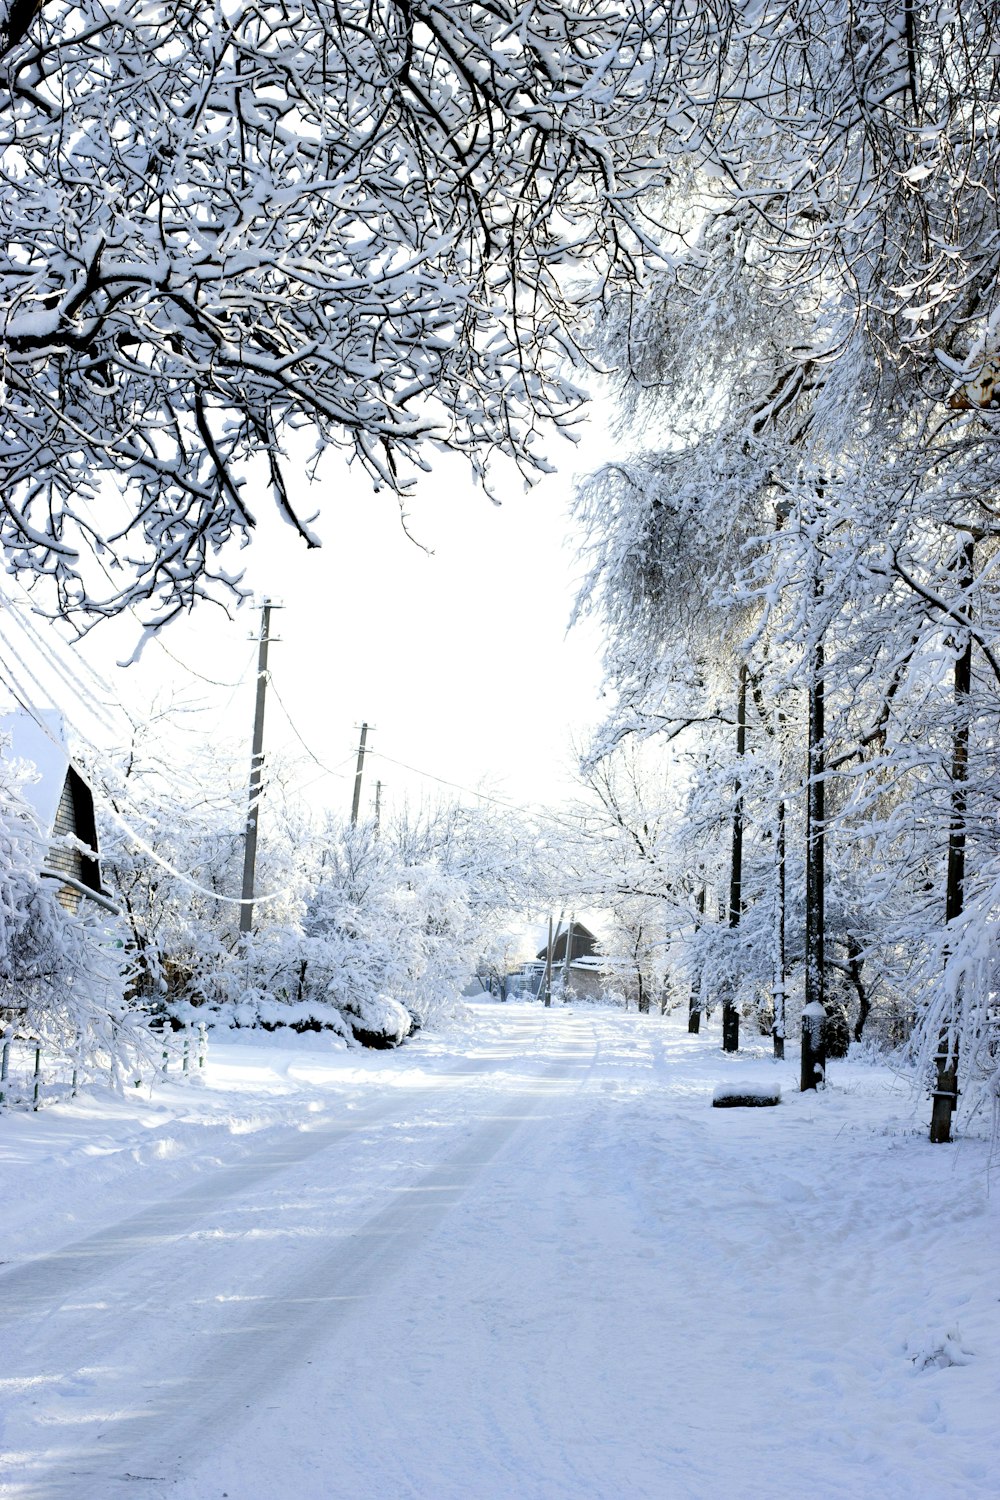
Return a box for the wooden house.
[1,711,115,914]
[535,919,598,967]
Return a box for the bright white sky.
[1,421,614,827]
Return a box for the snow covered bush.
[96,720,539,1049]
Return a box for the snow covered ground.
[1,1002,997,1500]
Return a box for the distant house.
[535,919,598,967]
[1,711,115,914]
[499,920,605,1002]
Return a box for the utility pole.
[351,723,372,825]
[543,916,554,1007]
[240,600,280,936]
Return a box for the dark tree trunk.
[688,887,706,1033]
[723,662,747,1053]
[801,623,827,1091]
[930,540,974,1144]
[848,936,870,1043]
[773,799,786,1059]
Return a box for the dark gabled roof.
[536,920,597,964]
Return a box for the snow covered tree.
[91,714,313,1018]
[0,0,674,625]
[571,3,1000,1131]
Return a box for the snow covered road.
[1,1005,997,1499]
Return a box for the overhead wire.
[266,677,350,780]
[145,630,254,690]
[366,748,590,836]
[1,583,589,887]
[0,625,294,910]
[0,585,125,739]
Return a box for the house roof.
[535,919,598,962]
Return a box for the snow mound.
[906,1328,974,1371]
[712,1080,781,1107]
[341,992,413,1049]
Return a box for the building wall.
[46,770,102,913]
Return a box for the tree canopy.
[0,0,670,624]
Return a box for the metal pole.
[240,601,277,936]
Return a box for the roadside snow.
[0,1004,996,1499]
[711,1077,782,1104]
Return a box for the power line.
[0,649,296,911]
[367,749,589,835]
[0,587,125,739]
[267,678,350,780]
[146,632,253,690]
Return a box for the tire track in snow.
[2,1015,597,1500]
[0,1016,549,1337]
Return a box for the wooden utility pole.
[543,916,554,1007]
[240,600,279,936]
[351,722,371,825]
[722,661,748,1052]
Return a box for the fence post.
[33,1043,42,1110]
[183,1031,190,1074]
[197,1022,207,1070]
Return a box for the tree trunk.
[848,935,870,1043]
[801,621,827,1091]
[773,799,786,1059]
[688,887,705,1033]
[930,539,974,1143]
[723,662,747,1052]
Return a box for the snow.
[0,1003,997,1499]
[711,1078,782,1104]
